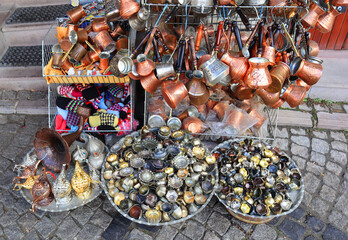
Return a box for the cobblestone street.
[0,112,347,240]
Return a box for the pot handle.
[227,21,233,46]
[203,27,211,54]
[176,40,184,71]
[156,29,169,53]
[195,25,204,51]
[144,27,158,56]
[282,51,289,65]
[214,21,224,52]
[232,21,243,52]
[245,20,261,47]
[257,22,264,57]
[153,36,162,62]
[177,40,186,72]
[164,6,179,24]
[268,26,274,48]
[249,36,257,55]
[236,7,251,31]
[189,36,197,69]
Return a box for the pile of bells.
[213,139,302,217]
[102,126,217,224]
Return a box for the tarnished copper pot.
[281,84,307,108]
[332,0,348,6]
[243,57,272,89]
[92,17,110,32]
[60,38,72,52]
[120,0,140,19]
[161,80,188,109]
[220,52,249,82]
[67,5,86,24]
[316,7,341,33]
[213,101,230,121]
[249,109,266,129]
[99,52,110,71]
[256,88,281,106]
[262,46,276,66]
[231,83,255,100]
[136,54,155,77]
[58,58,73,72]
[76,30,88,43]
[267,62,290,93]
[70,43,87,64]
[291,57,323,86]
[140,72,162,93]
[80,53,92,66]
[94,30,116,53]
[296,78,311,91]
[89,47,102,62]
[186,70,210,106]
[300,40,319,58]
[301,2,326,28]
[52,53,63,69]
[182,117,204,134]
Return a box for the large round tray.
[101,130,219,226]
[16,133,106,212]
[213,138,304,224]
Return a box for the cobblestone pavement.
[0,112,347,240]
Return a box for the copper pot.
[116,37,129,51]
[300,40,319,58]
[136,54,155,77]
[76,30,88,43]
[232,83,255,100]
[332,0,348,6]
[89,47,102,62]
[281,84,307,108]
[31,167,54,211]
[269,0,287,6]
[92,17,110,32]
[213,101,230,121]
[94,30,116,53]
[161,80,188,109]
[60,38,72,52]
[197,54,211,69]
[296,78,311,91]
[110,25,125,39]
[262,46,276,66]
[120,0,140,19]
[129,59,141,80]
[225,108,245,133]
[270,98,285,108]
[220,52,248,82]
[80,53,92,66]
[165,34,177,53]
[267,62,290,93]
[58,58,73,71]
[70,43,87,64]
[67,24,78,36]
[243,57,272,89]
[177,105,200,120]
[301,2,326,28]
[182,117,204,134]
[249,109,266,129]
[99,52,110,71]
[256,88,281,106]
[52,53,63,69]
[67,5,86,24]
[316,7,341,33]
[291,57,323,86]
[186,70,210,106]
[140,72,162,93]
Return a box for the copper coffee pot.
[316,7,341,33]
[213,101,230,120]
[281,83,307,108]
[262,26,276,65]
[256,88,281,106]
[290,57,323,86]
[300,40,319,58]
[94,30,116,53]
[231,83,255,100]
[301,2,326,28]
[266,62,290,93]
[67,5,86,24]
[332,0,348,6]
[186,70,210,105]
[249,109,266,129]
[92,17,110,32]
[162,78,188,109]
[182,117,204,134]
[140,71,162,93]
[220,52,249,82]
[120,0,140,19]
[70,43,87,64]
[136,54,155,77]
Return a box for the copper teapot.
[31,167,54,211]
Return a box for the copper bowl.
[67,5,86,24]
[92,17,110,32]
[94,30,116,53]
[161,80,188,109]
[140,72,162,93]
[182,117,204,134]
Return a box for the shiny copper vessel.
[262,46,276,66]
[116,37,129,51]
[301,2,326,28]
[120,0,140,19]
[300,40,319,58]
[182,117,204,134]
[225,109,245,132]
[67,5,86,24]
[213,101,230,120]
[291,58,323,86]
[332,0,348,6]
[243,57,272,89]
[136,54,155,77]
[270,98,285,108]
[89,47,102,62]
[296,78,311,91]
[256,88,281,106]
[267,62,290,93]
[70,43,87,64]
[232,83,255,100]
[140,72,162,93]
[220,53,249,82]
[161,80,188,109]
[316,7,341,33]
[92,17,110,32]
[58,58,73,72]
[249,109,266,129]
[94,30,116,53]
[76,30,88,43]
[281,84,307,108]
[186,71,210,106]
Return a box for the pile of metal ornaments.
[102,126,218,225]
[213,139,304,223]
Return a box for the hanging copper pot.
[249,109,266,129]
[186,70,210,106]
[262,46,276,66]
[290,57,323,86]
[332,0,348,6]
[231,83,255,100]
[301,2,326,28]
[213,101,230,121]
[256,88,281,106]
[120,0,140,19]
[243,57,272,89]
[31,167,54,212]
[67,24,78,36]
[281,84,307,108]
[182,117,204,134]
[105,0,121,22]
[136,54,155,77]
[140,72,162,93]
[94,30,116,53]
[220,52,249,82]
[161,79,188,109]
[67,5,86,24]
[165,34,177,53]
[296,78,311,91]
[316,7,341,33]
[270,98,285,108]
[155,63,176,80]
[200,55,231,87]
[300,40,319,58]
[266,62,290,93]
[92,17,110,32]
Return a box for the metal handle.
[132,31,152,56]
[144,27,158,56]
[195,25,204,51]
[281,23,300,57]
[153,37,162,62]
[232,21,243,51]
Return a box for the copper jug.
[220,52,249,82]
[290,57,323,86]
[316,7,341,33]
[332,0,348,6]
[162,79,188,109]
[140,72,162,93]
[120,0,140,19]
[186,70,210,106]
[301,2,326,28]
[31,167,54,211]
[256,88,281,106]
[67,5,86,24]
[243,57,272,89]
[296,78,311,91]
[281,83,307,108]
[266,62,290,93]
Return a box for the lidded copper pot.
[94,30,116,53]
[67,5,86,24]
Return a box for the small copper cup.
[161,79,188,109]
[182,117,204,134]
[80,53,92,66]
[267,62,290,93]
[52,53,63,69]
[213,101,230,121]
[140,72,162,93]
[116,37,129,51]
[67,5,86,24]
[58,58,73,72]
[262,46,276,66]
[136,54,155,77]
[89,47,102,62]
[281,84,307,108]
[70,43,87,64]
[60,38,72,52]
[76,30,88,43]
[164,34,177,52]
[94,30,116,53]
[249,109,266,129]
[300,40,319,58]
[291,57,323,86]
[92,17,110,32]
[99,52,110,71]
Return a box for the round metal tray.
[101,130,219,226]
[213,138,304,224]
[16,133,106,212]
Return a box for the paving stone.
[13,198,30,215]
[330,150,347,166]
[326,161,343,175]
[290,128,306,135]
[23,229,39,240]
[2,145,22,161]
[303,173,321,194]
[33,209,46,219]
[174,233,190,240]
[0,156,11,172]
[171,221,186,230]
[231,218,254,233]
[102,201,119,217]
[310,151,326,166]
[330,131,347,142]
[17,212,38,234]
[278,218,306,240]
[0,209,19,227]
[328,210,348,231]
[307,162,324,176]
[0,189,17,208]
[312,138,330,154]
[47,211,69,225]
[222,226,245,240]
[55,216,81,239]
[137,224,160,233]
[17,90,31,100]
[304,235,318,240]
[331,141,347,152]
[278,111,312,127]
[303,191,312,208]
[87,197,103,210]
[317,112,348,130]
[0,115,7,125]
[113,213,132,227]
[313,131,327,139]
[310,198,330,219]
[323,173,341,190]
[70,205,94,226]
[1,123,20,134]
[267,216,284,226]
[102,218,129,240]
[305,216,325,232]
[335,193,348,216]
[34,216,56,238]
[319,185,337,203]
[213,201,229,215]
[291,135,310,147]
[182,220,205,239]
[90,209,113,230]
[292,156,306,171]
[299,103,312,111]
[314,104,328,112]
[0,133,14,151]
[323,224,348,240]
[2,91,16,100]
[276,127,289,138]
[251,224,277,240]
[291,143,309,158]
[16,100,47,115]
[3,222,24,240]
[75,223,104,240]
[288,206,306,220]
[192,206,213,224]
[128,229,153,240]
[273,138,289,151]
[207,212,231,236]
[30,91,47,100]
[155,226,178,240]
[343,105,348,113]
[208,196,218,208]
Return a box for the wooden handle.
[282,51,289,64]
[214,21,224,52]
[153,37,161,62]
[267,26,274,47]
[164,6,179,24]
[195,25,204,51]
[85,41,98,55]
[257,22,264,57]
[144,27,158,56]
[203,27,211,54]
[245,20,261,47]
[232,21,243,51]
[132,31,152,56]
[156,29,169,52]
[227,22,233,45]
[236,7,251,31]
[281,23,300,57]
[189,36,197,69]
[178,40,186,72]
